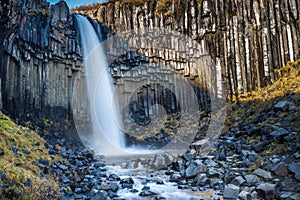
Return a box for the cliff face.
[75,0,300,98]
[0,0,299,125]
[0,0,83,121]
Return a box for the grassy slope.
[0,112,60,199]
[225,59,300,157]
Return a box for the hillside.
[0,112,61,199]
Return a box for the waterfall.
[75,15,125,155]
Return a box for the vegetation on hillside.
[225,59,300,158]
[0,112,61,199]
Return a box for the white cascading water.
[76,15,125,155]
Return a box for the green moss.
[0,111,61,199]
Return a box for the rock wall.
[1,0,299,125]
[0,0,84,122]
[75,0,300,98]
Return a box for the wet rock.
[24,179,32,186]
[224,171,237,183]
[195,173,208,186]
[10,146,18,154]
[207,168,219,178]
[251,191,259,199]
[223,184,240,199]
[62,176,70,184]
[98,183,112,191]
[280,191,293,199]
[174,160,185,176]
[48,148,56,155]
[107,190,118,198]
[59,196,69,200]
[239,190,251,200]
[253,168,272,179]
[108,174,120,181]
[272,162,288,176]
[184,153,194,161]
[178,185,190,189]
[231,176,246,186]
[58,164,68,171]
[139,190,158,197]
[151,154,173,169]
[0,149,4,156]
[288,162,300,180]
[21,148,30,155]
[270,128,289,137]
[204,159,218,167]
[214,151,226,161]
[110,183,118,192]
[280,178,299,191]
[274,101,296,112]
[256,183,277,199]
[120,177,134,189]
[142,186,150,191]
[169,173,181,182]
[90,190,108,200]
[185,160,207,178]
[244,174,259,186]
[130,189,139,193]
[74,188,81,193]
[287,193,300,200]
[38,159,49,166]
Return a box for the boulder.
[256,183,277,199]
[185,160,207,178]
[253,168,272,179]
[223,184,240,199]
[272,162,288,176]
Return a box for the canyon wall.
[0,0,299,124]
[0,0,85,123]
[76,0,300,99]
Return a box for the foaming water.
[107,165,220,200]
[76,15,125,155]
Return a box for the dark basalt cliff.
[0,0,299,125]
[76,0,300,96]
[0,0,82,122]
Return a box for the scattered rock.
[142,186,150,191]
[120,177,134,189]
[223,184,240,199]
[256,183,277,199]
[253,168,272,179]
[280,178,299,191]
[0,149,4,156]
[185,160,207,178]
[244,175,259,186]
[38,159,49,166]
[207,168,219,178]
[270,128,289,137]
[151,154,173,169]
[274,101,296,111]
[231,176,246,186]
[58,164,68,171]
[139,190,158,197]
[287,193,300,200]
[10,146,18,154]
[239,190,251,200]
[24,179,32,186]
[272,162,288,176]
[195,173,208,186]
[22,148,30,155]
[288,162,300,176]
